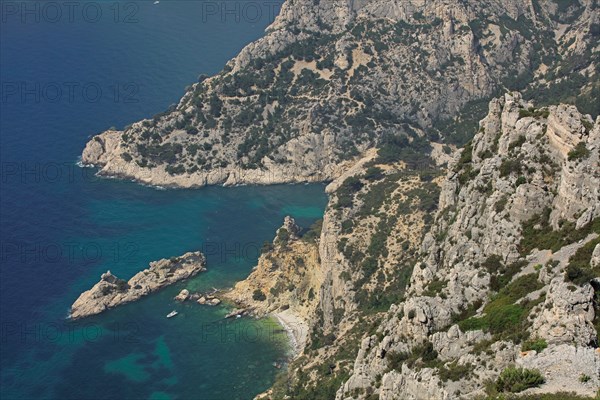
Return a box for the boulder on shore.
[175,289,190,302]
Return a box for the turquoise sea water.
[0,1,328,399]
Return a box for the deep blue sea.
[0,1,327,399]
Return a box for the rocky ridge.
[70,251,206,319]
[335,93,600,399]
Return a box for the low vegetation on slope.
[331,93,600,399]
[84,0,598,188]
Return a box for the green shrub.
[581,118,593,133]
[341,220,354,234]
[565,237,600,286]
[416,341,438,362]
[500,158,522,177]
[484,273,542,333]
[458,316,488,331]
[364,166,384,181]
[301,219,323,243]
[356,174,400,216]
[519,210,600,255]
[115,279,129,292]
[386,351,409,371]
[567,142,590,161]
[579,374,591,383]
[422,278,448,297]
[458,166,479,184]
[276,228,290,246]
[335,176,363,208]
[496,367,544,393]
[479,149,494,159]
[471,338,495,355]
[508,135,526,151]
[261,241,274,254]
[433,98,489,146]
[521,338,547,352]
[460,273,541,338]
[252,289,266,301]
[438,361,473,382]
[454,141,474,172]
[483,255,504,272]
[489,260,527,292]
[451,299,483,323]
[566,265,595,286]
[495,196,508,213]
[165,164,186,175]
[487,304,525,334]
[518,108,549,120]
[136,142,183,164]
[495,273,543,303]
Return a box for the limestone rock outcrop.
[334,94,600,399]
[70,252,206,319]
[531,278,597,347]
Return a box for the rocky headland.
[70,251,206,319]
[81,0,598,189]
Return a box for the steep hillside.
[236,93,600,399]
[227,145,444,398]
[81,0,598,188]
[337,92,600,399]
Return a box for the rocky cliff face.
[81,0,598,188]
[235,93,600,399]
[225,216,321,318]
[224,216,322,356]
[334,93,600,399]
[70,251,206,319]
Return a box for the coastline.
[79,158,335,191]
[79,130,354,190]
[273,309,308,359]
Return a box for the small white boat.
[153,1,160,4]
[166,310,178,318]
